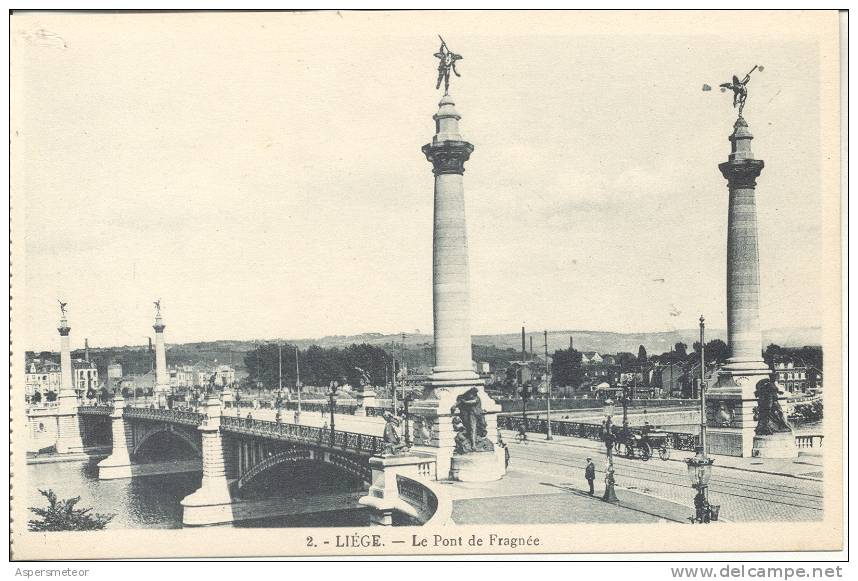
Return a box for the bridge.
[47,394,823,528]
[74,396,441,527]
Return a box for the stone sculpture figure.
[434,35,462,94]
[450,387,494,453]
[754,379,791,436]
[57,299,68,317]
[382,411,408,456]
[153,299,161,316]
[720,65,762,117]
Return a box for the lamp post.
[699,315,707,455]
[544,330,553,440]
[235,382,241,418]
[519,380,532,423]
[327,381,338,443]
[403,392,413,448]
[602,397,618,503]
[686,447,716,523]
[295,346,302,422]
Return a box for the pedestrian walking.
[585,457,596,495]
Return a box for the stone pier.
[707,116,790,458]
[54,317,84,454]
[410,93,504,481]
[97,396,133,479]
[180,396,236,526]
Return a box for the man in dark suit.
[585,457,596,495]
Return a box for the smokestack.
[570,336,574,349]
[521,326,526,360]
[84,338,89,362]
[148,337,153,352]
[529,336,533,360]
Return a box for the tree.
[551,348,584,389]
[615,352,638,371]
[86,388,96,400]
[28,489,115,531]
[121,387,132,398]
[99,387,110,402]
[45,390,57,402]
[674,342,688,357]
[637,345,648,364]
[31,391,42,404]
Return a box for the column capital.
[58,325,71,336]
[422,140,474,175]
[719,159,764,189]
[153,323,166,333]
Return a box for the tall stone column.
[55,317,84,453]
[708,117,777,458]
[181,396,235,525]
[411,94,504,481]
[97,395,133,479]
[153,314,169,407]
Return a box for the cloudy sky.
[12,11,838,350]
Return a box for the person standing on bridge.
[585,457,596,495]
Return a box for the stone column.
[708,116,779,458]
[153,314,169,408]
[97,395,133,479]
[181,396,235,525]
[55,318,84,453]
[411,94,503,480]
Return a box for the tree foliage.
[637,345,648,364]
[28,489,115,532]
[551,348,584,388]
[244,343,398,388]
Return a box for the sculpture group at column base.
[752,432,798,459]
[705,366,772,458]
[408,382,503,480]
[449,448,506,482]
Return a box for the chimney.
[570,336,574,349]
[521,326,526,361]
[84,338,89,362]
[148,337,153,352]
[529,336,533,360]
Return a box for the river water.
[26,459,369,529]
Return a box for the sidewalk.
[446,465,693,524]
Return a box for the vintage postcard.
[9,10,844,560]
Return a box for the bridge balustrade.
[78,405,113,416]
[220,415,385,456]
[123,406,206,427]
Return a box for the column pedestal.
[707,369,769,457]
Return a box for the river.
[26,459,370,529]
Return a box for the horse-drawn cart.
[612,424,671,461]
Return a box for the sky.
[11,11,836,351]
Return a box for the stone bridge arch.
[131,422,202,458]
[234,446,371,493]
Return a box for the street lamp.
[327,381,339,442]
[402,392,414,448]
[685,446,717,523]
[602,397,618,503]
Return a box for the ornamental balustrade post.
[97,395,134,479]
[180,395,236,526]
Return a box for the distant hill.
[36,326,820,375]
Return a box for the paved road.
[500,430,824,523]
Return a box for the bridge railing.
[78,405,113,416]
[220,416,385,456]
[795,434,824,449]
[124,406,205,427]
[497,414,699,452]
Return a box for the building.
[25,359,61,400]
[773,361,809,393]
[581,352,603,365]
[72,359,99,396]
